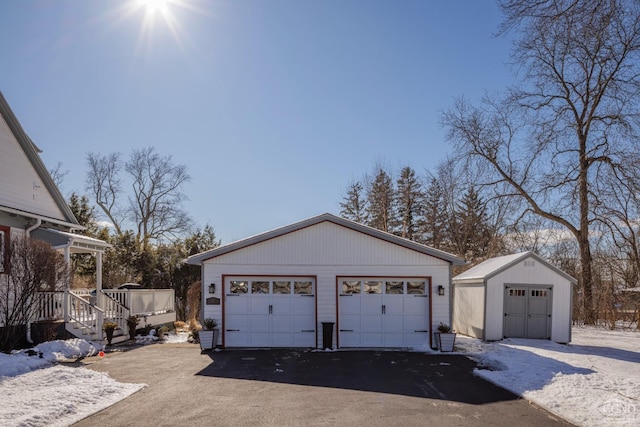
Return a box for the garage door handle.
[339,329,354,332]
[226,329,240,332]
[382,305,386,314]
[414,330,429,333]
[301,330,314,333]
[300,294,315,297]
[226,294,240,297]
[269,305,273,314]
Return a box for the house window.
[0,225,9,274]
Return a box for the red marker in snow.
[99,351,105,358]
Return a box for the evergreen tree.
[422,177,447,249]
[366,167,394,233]
[451,187,493,261]
[340,181,368,224]
[394,166,424,241]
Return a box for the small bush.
[103,321,118,331]
[202,318,218,330]
[158,325,169,338]
[174,321,187,331]
[437,322,452,333]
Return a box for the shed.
[187,213,464,349]
[452,251,576,343]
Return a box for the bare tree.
[126,147,192,249]
[0,236,69,351]
[49,162,68,190]
[86,147,193,248]
[443,0,640,324]
[86,152,125,235]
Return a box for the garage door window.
[364,281,382,294]
[252,281,269,294]
[531,289,548,297]
[407,281,425,295]
[342,281,361,294]
[385,281,403,294]
[273,281,291,294]
[294,281,313,294]
[230,281,248,294]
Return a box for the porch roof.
[32,228,111,254]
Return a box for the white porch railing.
[36,292,65,321]
[67,291,104,340]
[34,288,176,342]
[103,289,175,315]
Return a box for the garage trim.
[222,274,318,348]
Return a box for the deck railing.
[103,289,175,315]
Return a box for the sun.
[138,0,169,16]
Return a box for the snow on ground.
[0,337,153,427]
[0,328,638,426]
[455,326,640,427]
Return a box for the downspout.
[25,218,42,344]
[25,218,42,237]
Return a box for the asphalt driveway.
[73,344,571,426]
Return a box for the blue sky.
[1,0,513,244]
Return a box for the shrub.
[437,322,452,333]
[103,321,118,331]
[202,318,217,330]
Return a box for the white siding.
[207,222,449,267]
[0,115,64,220]
[452,283,485,339]
[485,258,572,342]
[201,222,452,348]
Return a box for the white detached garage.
[187,213,464,349]
[452,252,576,343]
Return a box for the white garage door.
[224,276,316,347]
[338,277,430,348]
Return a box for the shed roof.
[452,251,577,284]
[187,213,465,266]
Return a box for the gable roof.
[187,213,465,266]
[0,91,79,229]
[452,251,577,284]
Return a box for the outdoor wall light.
[437,285,445,296]
[209,283,216,294]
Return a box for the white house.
[0,91,174,346]
[187,213,465,349]
[452,251,576,343]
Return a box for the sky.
[1,327,638,426]
[0,0,514,244]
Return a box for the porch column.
[96,251,103,291]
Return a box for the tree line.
[341,0,640,328]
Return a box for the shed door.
[224,277,316,347]
[504,285,552,339]
[338,278,429,348]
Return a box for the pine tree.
[422,177,447,248]
[394,166,424,241]
[366,168,394,233]
[340,181,368,224]
[451,187,493,261]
